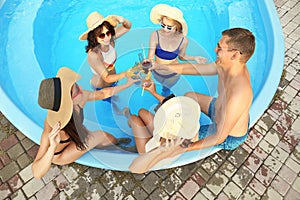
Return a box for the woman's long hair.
[62,109,88,151]
[85,21,116,53]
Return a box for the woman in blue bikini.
[79,11,131,101]
[148,4,207,96]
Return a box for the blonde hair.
[161,16,183,33]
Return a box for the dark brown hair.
[85,21,116,53]
[62,109,88,151]
[222,28,255,62]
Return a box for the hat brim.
[150,4,188,35]
[79,15,118,40]
[153,96,200,140]
[146,122,200,153]
[46,67,81,128]
[145,134,182,169]
[144,96,200,169]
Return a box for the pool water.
[0,0,284,170]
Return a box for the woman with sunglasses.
[148,4,207,96]
[33,67,136,179]
[79,12,132,101]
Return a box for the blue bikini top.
[155,31,184,60]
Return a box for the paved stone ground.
[1,0,300,199]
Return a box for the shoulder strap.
[156,30,160,44]
[177,37,184,49]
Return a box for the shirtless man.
[151,27,255,153]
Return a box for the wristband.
[180,139,193,148]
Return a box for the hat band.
[52,78,61,112]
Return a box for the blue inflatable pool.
[0,0,284,170]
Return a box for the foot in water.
[119,145,138,153]
[122,107,132,119]
[116,137,132,145]
[116,137,137,153]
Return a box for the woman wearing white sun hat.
[148,4,207,97]
[79,11,132,102]
[127,81,201,173]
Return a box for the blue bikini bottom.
[92,81,118,103]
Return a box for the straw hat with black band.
[38,67,81,128]
[150,4,188,36]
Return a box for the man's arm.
[152,62,218,75]
[187,94,248,151]
[87,77,136,101]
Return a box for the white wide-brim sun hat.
[145,96,201,168]
[146,96,201,151]
[150,4,188,36]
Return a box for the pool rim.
[0,0,284,171]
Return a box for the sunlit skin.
[87,16,132,89]
[214,36,243,68]
[90,26,117,88]
[32,83,118,179]
[96,27,111,47]
[149,33,253,155]
[32,76,137,179]
[149,17,185,65]
[128,82,199,174]
[147,15,207,90]
[207,36,251,139]
[160,17,177,36]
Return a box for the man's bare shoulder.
[229,75,253,104]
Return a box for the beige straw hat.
[150,4,188,35]
[38,67,81,128]
[79,11,118,40]
[145,96,200,168]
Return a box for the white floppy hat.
[79,11,118,40]
[38,67,81,128]
[145,96,200,153]
[150,4,188,35]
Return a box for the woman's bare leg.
[129,114,153,154]
[89,131,119,149]
[138,108,154,133]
